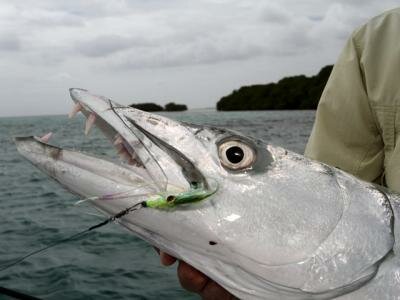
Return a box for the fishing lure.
[144,186,217,208]
[78,179,218,210]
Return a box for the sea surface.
[0,110,315,299]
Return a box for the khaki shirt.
[305,8,400,192]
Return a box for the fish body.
[14,89,400,299]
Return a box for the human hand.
[158,251,236,300]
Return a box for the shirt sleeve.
[304,30,384,183]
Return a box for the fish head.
[16,88,275,245]
[15,89,394,299]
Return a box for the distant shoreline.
[216,65,333,111]
[0,109,318,119]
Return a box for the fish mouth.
[15,88,208,199]
[70,88,210,193]
[14,88,218,265]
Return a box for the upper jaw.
[68,88,209,193]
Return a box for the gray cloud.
[0,35,20,51]
[24,10,84,27]
[0,0,399,116]
[3,0,397,69]
[76,35,136,57]
[110,39,266,70]
[260,4,292,24]
[19,0,134,19]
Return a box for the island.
[216,65,333,111]
[165,102,188,112]
[130,102,188,112]
[130,103,164,112]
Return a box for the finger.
[160,251,177,266]
[177,260,209,293]
[200,280,236,300]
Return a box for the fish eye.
[226,146,244,163]
[218,140,255,170]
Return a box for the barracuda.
[14,89,400,299]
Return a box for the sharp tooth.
[69,103,83,118]
[113,135,123,145]
[85,113,96,135]
[38,132,53,143]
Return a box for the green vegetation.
[165,102,187,112]
[216,65,333,111]
[130,103,164,112]
[130,102,188,112]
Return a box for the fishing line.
[0,202,144,273]
[0,181,218,272]
[0,193,217,300]
[0,181,217,300]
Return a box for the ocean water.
[0,110,315,299]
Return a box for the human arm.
[305,24,384,182]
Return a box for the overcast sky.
[0,0,398,117]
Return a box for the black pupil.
[226,146,244,164]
